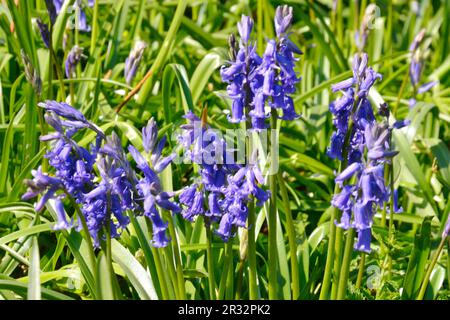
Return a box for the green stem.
[104,221,122,299]
[235,260,245,300]
[321,89,361,299]
[143,218,170,300]
[447,239,450,289]
[331,227,343,299]
[218,241,233,299]
[355,253,366,289]
[65,192,95,269]
[247,199,258,300]
[90,0,99,55]
[336,0,343,46]
[49,29,66,100]
[257,0,263,54]
[387,155,396,280]
[226,250,234,299]
[47,24,54,101]
[205,219,216,300]
[381,204,387,227]
[165,212,186,299]
[278,173,300,299]
[64,191,97,298]
[268,110,278,300]
[337,228,355,299]
[162,244,179,299]
[319,206,337,300]
[417,237,446,300]
[244,124,257,300]
[392,68,409,116]
[128,213,166,299]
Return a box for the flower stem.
[218,241,233,299]
[65,192,95,270]
[278,172,300,299]
[447,240,450,289]
[103,221,121,299]
[416,237,446,300]
[268,110,278,299]
[322,93,361,299]
[129,213,167,299]
[205,219,216,300]
[165,212,186,299]
[355,253,366,289]
[143,218,170,300]
[244,124,257,300]
[235,260,245,300]
[319,206,337,300]
[337,228,355,299]
[331,227,343,299]
[386,127,396,280]
[247,199,258,299]
[90,0,99,55]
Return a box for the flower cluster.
[328,53,409,253]
[220,5,302,130]
[176,112,269,241]
[128,119,180,247]
[328,53,380,163]
[22,101,178,247]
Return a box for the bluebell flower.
[237,15,253,44]
[65,46,85,78]
[53,199,73,230]
[22,166,63,212]
[329,54,409,253]
[128,127,180,248]
[274,5,293,37]
[417,81,437,94]
[327,53,380,163]
[176,111,269,241]
[49,0,94,32]
[355,4,377,52]
[409,29,426,88]
[44,0,57,25]
[443,217,450,239]
[21,50,42,96]
[124,41,146,85]
[216,213,234,241]
[36,19,50,48]
[221,7,303,128]
[220,15,261,125]
[81,153,132,246]
[354,228,372,253]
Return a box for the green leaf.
[96,252,115,300]
[0,224,52,247]
[401,216,432,299]
[190,51,223,105]
[0,280,74,300]
[424,265,446,300]
[394,131,440,217]
[27,237,41,300]
[111,239,158,300]
[425,138,450,189]
[276,215,291,299]
[162,63,194,123]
